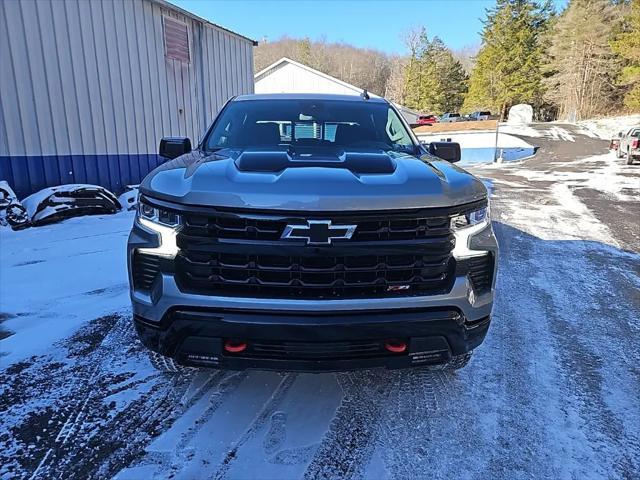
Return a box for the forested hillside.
[255,0,640,120]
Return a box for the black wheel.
[148,351,193,373]
[626,149,634,165]
[616,147,622,158]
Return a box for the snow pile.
[507,104,533,124]
[576,114,640,140]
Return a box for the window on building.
[163,16,190,62]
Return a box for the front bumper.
[134,308,491,371]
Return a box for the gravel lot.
[1,125,638,480]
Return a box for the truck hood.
[140,147,487,211]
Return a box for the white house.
[254,57,420,124]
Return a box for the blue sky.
[171,0,568,54]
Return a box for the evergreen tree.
[464,0,553,118]
[545,0,623,120]
[298,37,313,68]
[402,27,429,110]
[611,0,640,110]
[401,30,468,113]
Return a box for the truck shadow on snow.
[1,223,639,480]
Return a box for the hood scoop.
[234,148,396,174]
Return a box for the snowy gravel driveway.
[1,127,639,479]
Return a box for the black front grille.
[133,252,161,291]
[183,214,286,241]
[174,208,466,299]
[176,251,454,299]
[237,339,396,360]
[181,212,452,242]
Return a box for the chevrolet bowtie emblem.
[281,220,357,245]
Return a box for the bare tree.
[544,0,625,120]
[452,44,480,74]
[254,36,394,97]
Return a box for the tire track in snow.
[476,172,640,478]
[303,370,399,480]
[146,370,250,479]
[12,314,125,479]
[528,241,640,477]
[371,368,446,479]
[212,373,298,479]
[7,313,193,480]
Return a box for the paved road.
[1,125,638,479]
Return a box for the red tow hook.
[384,339,407,353]
[224,339,247,353]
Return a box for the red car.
[417,115,438,125]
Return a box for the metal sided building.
[0,0,256,199]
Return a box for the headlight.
[450,205,489,230]
[137,201,181,227]
[136,200,181,257]
[451,203,491,258]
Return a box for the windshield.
[204,99,417,154]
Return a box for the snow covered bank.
[577,114,640,140]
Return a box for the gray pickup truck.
[127,94,498,373]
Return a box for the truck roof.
[233,93,389,103]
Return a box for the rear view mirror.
[159,137,192,160]
[427,142,461,163]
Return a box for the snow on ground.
[1,138,639,479]
[0,210,135,363]
[577,114,640,140]
[475,151,640,203]
[500,123,580,141]
[498,124,543,137]
[500,117,640,142]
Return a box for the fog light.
[224,339,247,353]
[384,339,407,353]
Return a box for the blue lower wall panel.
[0,154,163,200]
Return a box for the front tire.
[445,352,472,370]
[626,149,634,165]
[148,351,193,373]
[429,352,473,371]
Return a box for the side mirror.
[427,142,461,163]
[159,137,192,160]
